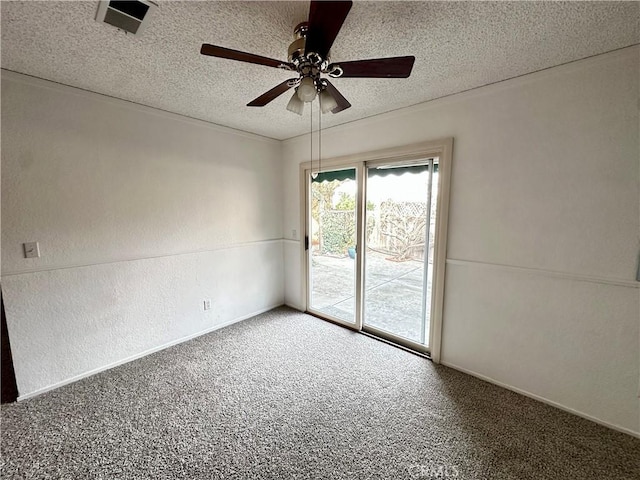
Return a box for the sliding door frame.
[362,157,436,356]
[299,138,453,362]
[303,163,364,331]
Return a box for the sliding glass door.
[306,167,359,327]
[304,144,450,357]
[362,160,438,350]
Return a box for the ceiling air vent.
[96,1,157,36]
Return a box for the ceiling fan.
[200,0,415,115]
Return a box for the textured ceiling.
[2,1,638,140]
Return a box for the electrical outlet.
[203,299,212,311]
[23,242,40,258]
[292,229,297,240]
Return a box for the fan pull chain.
[318,93,322,176]
[310,98,316,179]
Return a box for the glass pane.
[309,169,357,324]
[364,161,438,345]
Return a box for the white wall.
[282,47,640,435]
[1,71,284,398]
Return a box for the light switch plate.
[23,242,40,258]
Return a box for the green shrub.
[320,210,355,255]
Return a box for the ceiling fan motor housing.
[288,21,335,98]
[288,22,309,64]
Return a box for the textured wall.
[1,72,284,398]
[281,47,640,435]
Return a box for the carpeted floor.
[1,307,639,479]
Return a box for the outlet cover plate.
[23,242,40,258]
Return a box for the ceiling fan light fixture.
[286,91,305,115]
[297,76,317,102]
[320,89,338,114]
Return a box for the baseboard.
[17,303,283,401]
[284,301,304,312]
[440,360,640,439]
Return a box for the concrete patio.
[310,250,432,344]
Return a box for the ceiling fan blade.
[335,56,415,78]
[247,79,296,107]
[323,80,351,113]
[201,44,293,70]
[306,1,352,59]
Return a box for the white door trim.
[299,138,453,362]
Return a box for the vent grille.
[96,1,157,36]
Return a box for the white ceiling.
[2,1,638,140]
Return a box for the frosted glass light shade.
[286,92,304,115]
[320,89,338,114]
[297,77,317,103]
